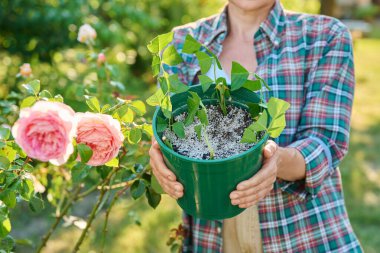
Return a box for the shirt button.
[217,227,222,234]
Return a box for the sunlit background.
[1,0,380,252]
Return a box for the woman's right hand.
[149,136,184,199]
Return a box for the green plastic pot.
[152,84,269,220]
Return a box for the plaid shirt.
[167,1,362,252]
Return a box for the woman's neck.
[227,2,275,42]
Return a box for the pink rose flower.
[19,63,32,78]
[12,101,76,165]
[97,53,106,65]
[75,112,124,166]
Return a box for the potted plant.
[146,32,290,220]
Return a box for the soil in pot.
[163,104,264,160]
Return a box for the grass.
[9,38,380,253]
[339,38,380,253]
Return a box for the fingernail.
[230,193,238,199]
[231,199,240,205]
[237,184,246,190]
[168,175,174,181]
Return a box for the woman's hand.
[229,140,280,208]
[149,136,184,199]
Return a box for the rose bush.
[0,23,162,253]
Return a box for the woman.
[149,0,362,252]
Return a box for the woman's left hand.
[230,140,280,208]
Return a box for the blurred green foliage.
[0,0,379,252]
[0,0,224,106]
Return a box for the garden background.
[0,0,380,252]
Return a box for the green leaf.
[163,138,173,150]
[0,157,10,170]
[130,100,146,116]
[131,180,146,200]
[128,128,142,144]
[152,55,161,77]
[197,108,208,126]
[161,95,172,119]
[0,216,11,238]
[156,117,168,133]
[242,79,261,92]
[194,125,202,140]
[52,94,64,103]
[20,96,36,109]
[147,36,159,54]
[105,157,119,167]
[0,146,16,163]
[198,75,214,93]
[29,195,45,213]
[0,191,16,209]
[119,106,134,123]
[151,174,164,194]
[184,92,201,126]
[146,188,161,209]
[267,97,290,118]
[142,124,153,137]
[71,163,91,183]
[266,97,290,138]
[172,121,185,139]
[167,74,189,94]
[252,110,269,131]
[0,235,15,252]
[101,104,111,113]
[22,80,40,95]
[268,115,286,138]
[182,34,202,54]
[231,62,249,91]
[158,31,174,52]
[0,128,10,141]
[162,45,182,66]
[195,51,213,74]
[241,110,269,143]
[97,66,106,79]
[246,102,261,119]
[77,143,93,164]
[241,126,257,144]
[19,179,34,201]
[159,76,169,94]
[85,96,101,112]
[39,89,52,98]
[147,32,174,54]
[146,88,164,107]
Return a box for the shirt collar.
[205,0,285,47]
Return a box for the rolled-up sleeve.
[280,25,355,200]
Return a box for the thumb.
[263,140,277,158]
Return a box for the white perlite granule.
[163,105,255,160]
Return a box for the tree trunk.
[320,0,337,17]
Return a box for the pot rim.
[152,87,270,164]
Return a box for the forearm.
[276,147,306,181]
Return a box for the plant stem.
[75,181,101,200]
[71,167,119,253]
[35,185,82,253]
[202,125,214,159]
[100,182,131,253]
